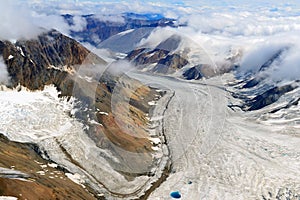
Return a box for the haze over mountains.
[0,0,300,200]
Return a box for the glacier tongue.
[128,72,300,200]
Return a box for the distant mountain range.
[63,13,180,46]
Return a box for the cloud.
[0,0,44,40]
[107,60,134,77]
[15,0,300,41]
[0,57,10,85]
[31,13,71,36]
[81,42,115,63]
[269,44,300,81]
[272,47,300,80]
[25,0,186,19]
[69,15,87,31]
[229,31,300,82]
[239,42,289,73]
[137,27,177,48]
[0,0,90,40]
[94,14,125,24]
[179,10,300,37]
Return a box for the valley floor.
[129,72,300,200]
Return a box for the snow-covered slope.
[98,28,154,53]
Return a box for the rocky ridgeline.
[126,35,189,74]
[64,13,178,46]
[0,29,106,95]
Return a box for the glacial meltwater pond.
[170,191,181,199]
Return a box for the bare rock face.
[127,47,188,74]
[247,84,297,111]
[155,34,181,52]
[131,49,169,65]
[0,29,106,95]
[183,65,203,80]
[153,54,188,73]
[126,35,189,75]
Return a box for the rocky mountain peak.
[0,29,106,94]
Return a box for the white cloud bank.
[0,0,89,40]
[237,33,300,81]
[0,1,44,40]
